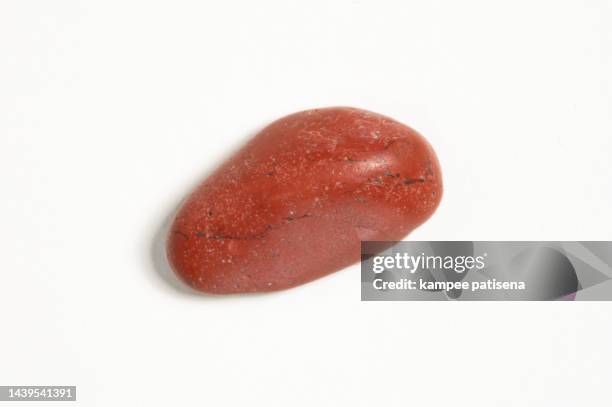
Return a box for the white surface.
[1,1,611,406]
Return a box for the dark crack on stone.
[383,139,398,150]
[173,230,189,240]
[345,157,366,163]
[403,177,426,185]
[285,213,312,222]
[199,213,314,242]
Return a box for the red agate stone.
[167,107,442,294]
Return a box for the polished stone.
[167,107,443,294]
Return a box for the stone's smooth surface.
[167,107,443,294]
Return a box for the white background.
[1,1,611,406]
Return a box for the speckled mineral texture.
[167,107,442,294]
